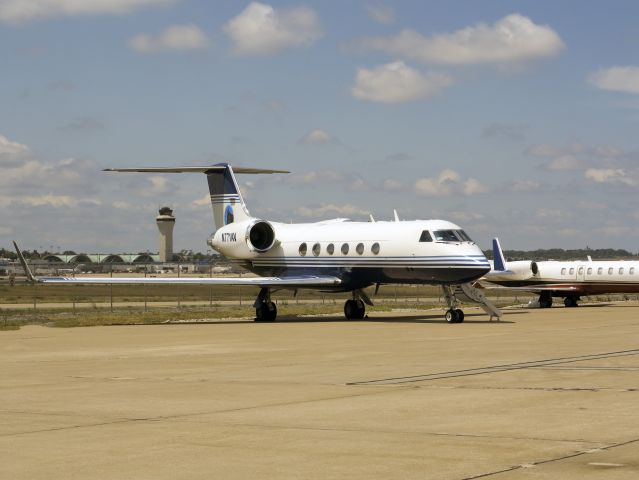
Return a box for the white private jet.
[484,237,639,308]
[14,164,500,323]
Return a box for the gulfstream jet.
[14,164,499,323]
[484,237,639,308]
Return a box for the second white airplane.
[15,164,499,323]
[484,237,639,308]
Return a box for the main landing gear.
[254,288,277,322]
[344,299,366,319]
[563,296,579,308]
[343,289,373,320]
[441,285,465,323]
[539,292,553,308]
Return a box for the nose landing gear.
[441,285,465,323]
[445,308,465,323]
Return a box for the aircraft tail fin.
[205,164,252,230]
[104,163,289,232]
[492,237,508,272]
[13,241,38,283]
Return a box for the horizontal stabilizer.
[103,165,289,174]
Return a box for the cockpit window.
[455,230,473,242]
[419,230,432,242]
[433,230,460,242]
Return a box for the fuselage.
[211,218,490,290]
[487,259,639,296]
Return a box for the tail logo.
[224,205,235,225]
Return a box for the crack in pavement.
[348,348,639,385]
[459,437,639,480]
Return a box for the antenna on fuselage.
[393,209,400,222]
[369,214,376,223]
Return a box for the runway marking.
[347,348,639,385]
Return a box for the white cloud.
[113,200,133,210]
[286,170,342,185]
[141,176,173,196]
[449,211,484,222]
[129,24,209,53]
[191,194,210,207]
[463,178,488,195]
[525,143,624,171]
[358,13,563,65]
[415,169,487,196]
[597,226,632,237]
[382,179,403,192]
[584,168,636,186]
[296,203,368,218]
[352,61,452,103]
[543,155,585,171]
[0,0,175,24]
[510,180,540,192]
[0,134,30,165]
[589,66,639,94]
[366,4,395,25]
[0,194,101,208]
[300,129,333,145]
[224,2,322,55]
[481,122,528,142]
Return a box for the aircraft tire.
[564,297,578,308]
[455,309,465,323]
[539,296,552,309]
[344,299,365,320]
[445,309,458,323]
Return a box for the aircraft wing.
[480,281,578,293]
[12,241,339,288]
[29,275,341,287]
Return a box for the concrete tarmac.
[1,303,638,479]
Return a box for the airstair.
[450,283,502,320]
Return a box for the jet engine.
[506,260,538,280]
[531,261,539,275]
[246,220,277,252]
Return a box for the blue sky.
[2,0,639,253]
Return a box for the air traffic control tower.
[156,207,175,262]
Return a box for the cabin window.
[419,230,433,242]
[569,267,574,275]
[341,243,349,255]
[619,267,624,275]
[327,243,335,255]
[608,267,613,275]
[631,267,635,275]
[455,230,473,242]
[312,243,321,257]
[356,243,364,255]
[561,268,566,275]
[371,242,380,255]
[433,230,459,242]
[298,243,307,256]
[578,267,584,275]
[598,267,603,275]
[587,267,592,275]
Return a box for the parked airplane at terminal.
[484,237,639,308]
[15,164,500,323]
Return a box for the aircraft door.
[577,264,586,282]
